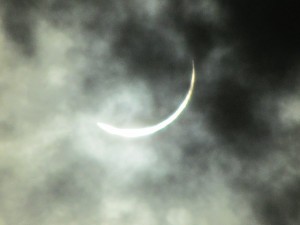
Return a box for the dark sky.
[1,1,300,225]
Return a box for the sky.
[0,0,300,224]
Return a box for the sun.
[97,61,196,138]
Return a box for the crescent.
[97,61,196,138]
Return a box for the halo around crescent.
[97,61,196,138]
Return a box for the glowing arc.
[97,61,196,138]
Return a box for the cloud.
[0,1,300,225]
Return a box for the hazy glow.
[97,61,196,138]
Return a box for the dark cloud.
[206,77,271,157]
[112,19,183,76]
[1,0,37,55]
[218,0,300,88]
[255,179,300,225]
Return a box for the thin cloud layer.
[0,1,300,225]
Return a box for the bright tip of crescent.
[97,61,196,138]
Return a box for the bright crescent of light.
[97,61,196,138]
